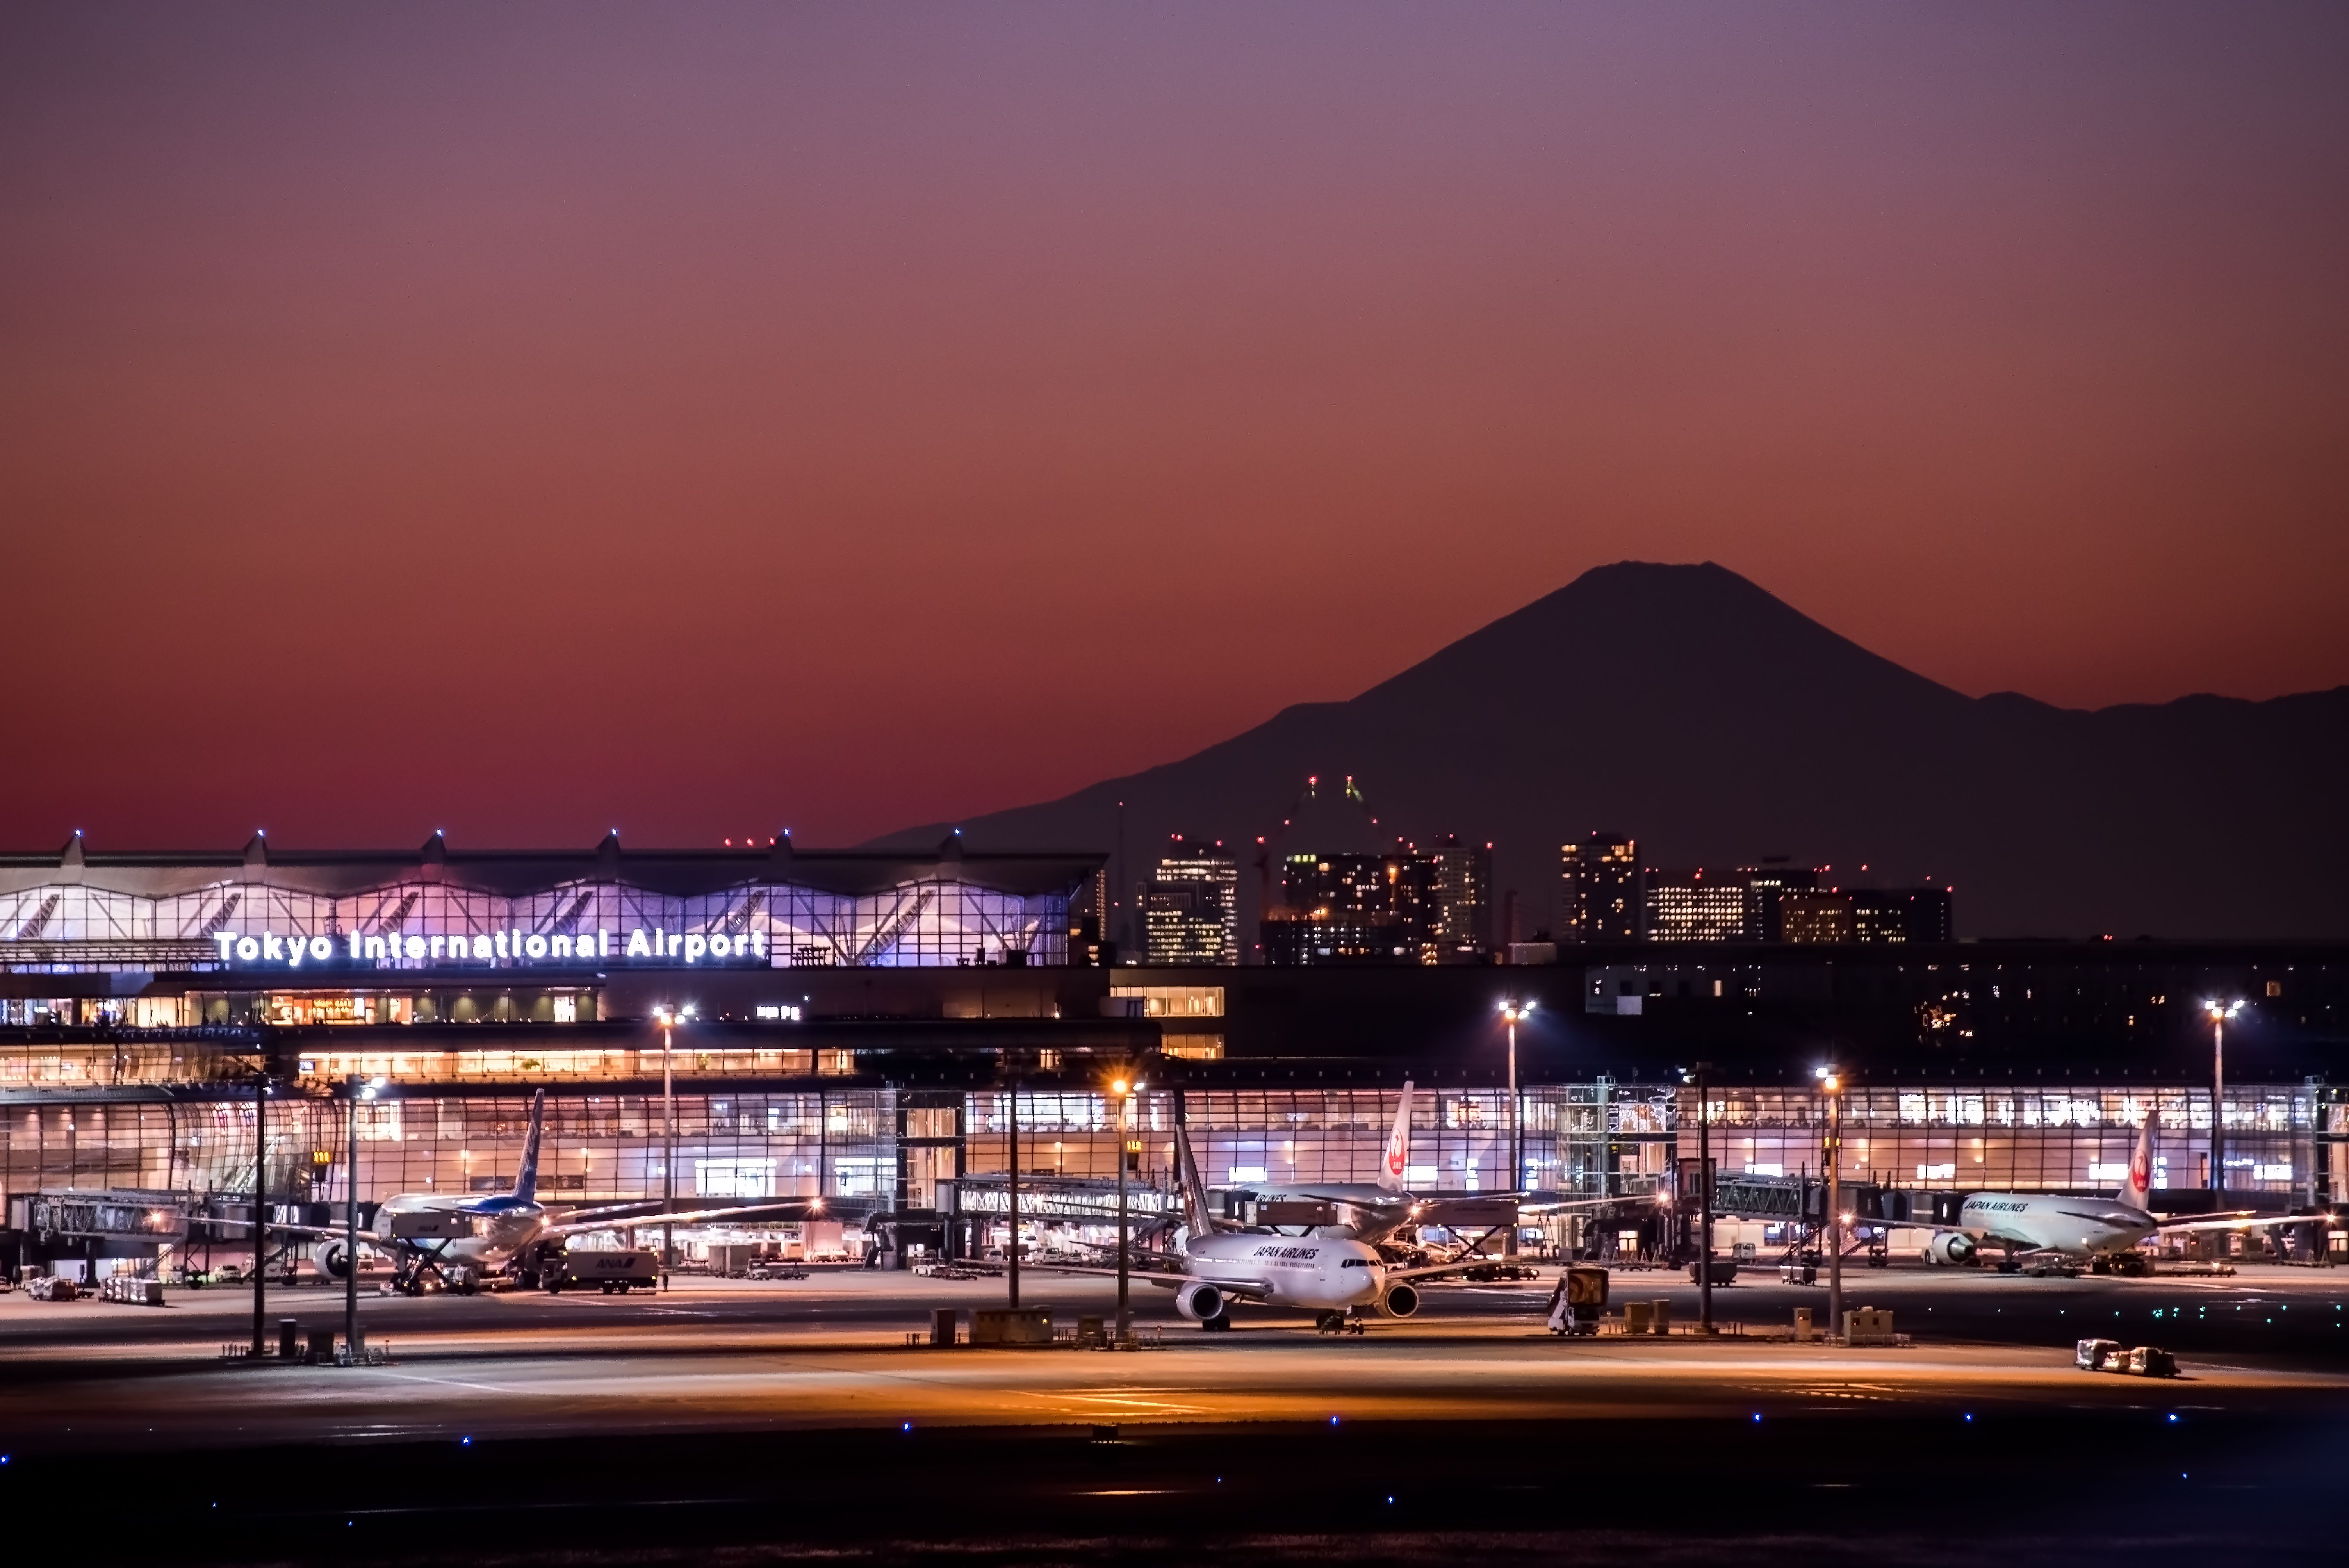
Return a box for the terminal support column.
[1007,1073,1020,1310]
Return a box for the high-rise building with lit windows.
[1782,886,1954,944]
[1559,833,1641,943]
[1736,861,1820,941]
[1261,852,1436,966]
[1642,868,1747,942]
[1144,836,1239,966]
[1420,835,1492,963]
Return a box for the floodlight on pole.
[1108,1069,1140,1342]
[1499,1001,1533,1206]
[652,1005,684,1281]
[2203,1000,2242,1194]
[1819,1062,1845,1341]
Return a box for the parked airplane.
[1041,1119,1481,1333]
[1208,1080,1608,1246]
[217,1089,802,1293]
[1895,1117,2304,1272]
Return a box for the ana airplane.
[236,1089,802,1294]
[1043,1118,1477,1333]
[1895,1117,2303,1273]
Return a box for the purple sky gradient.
[3,3,2345,849]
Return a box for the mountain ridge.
[871,563,2349,939]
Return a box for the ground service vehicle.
[551,1249,659,1294]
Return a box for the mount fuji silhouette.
[877,563,2349,939]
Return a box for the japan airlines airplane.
[1895,1117,2300,1271]
[1042,1120,1472,1332]
[246,1089,799,1293]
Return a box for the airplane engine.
[1173,1281,1226,1322]
[1923,1232,1976,1267]
[1376,1282,1420,1319]
[311,1240,352,1281]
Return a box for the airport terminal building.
[4,837,2345,1279]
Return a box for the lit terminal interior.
[4,838,2347,1281]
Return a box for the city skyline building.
[1735,860,1821,941]
[1560,833,1641,943]
[1782,885,1954,944]
[1641,867,1748,943]
[1261,851,1435,966]
[1143,835,1239,966]
[1419,834,1492,963]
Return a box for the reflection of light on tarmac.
[8,1269,2349,1452]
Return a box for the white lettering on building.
[213,926,764,969]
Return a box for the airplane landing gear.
[1203,1313,1232,1332]
[1316,1311,1346,1335]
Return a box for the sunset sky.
[4,3,2344,851]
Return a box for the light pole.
[1686,1061,1715,1335]
[1110,1074,1140,1343]
[344,1073,383,1356]
[1817,1064,1843,1341]
[2205,1000,2242,1196]
[654,1005,692,1281]
[252,1070,268,1358]
[1499,1001,1533,1198]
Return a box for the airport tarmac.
[4,1263,2344,1452]
[7,1265,2349,1563]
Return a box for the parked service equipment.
[1545,1265,1609,1335]
[98,1274,165,1306]
[551,1250,659,1294]
[2076,1337,2177,1377]
[1846,1306,1898,1345]
[971,1308,1053,1346]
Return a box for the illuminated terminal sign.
[212,928,768,969]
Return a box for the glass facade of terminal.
[0,876,1071,973]
[4,1074,2327,1220]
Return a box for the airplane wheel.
[1204,1313,1232,1332]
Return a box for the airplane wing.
[538,1200,812,1239]
[1379,1258,1547,1284]
[189,1215,390,1246]
[2152,1212,2306,1234]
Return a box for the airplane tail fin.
[1377,1081,1416,1194]
[1174,1120,1219,1240]
[2121,1114,2154,1210]
[513,1088,545,1205]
